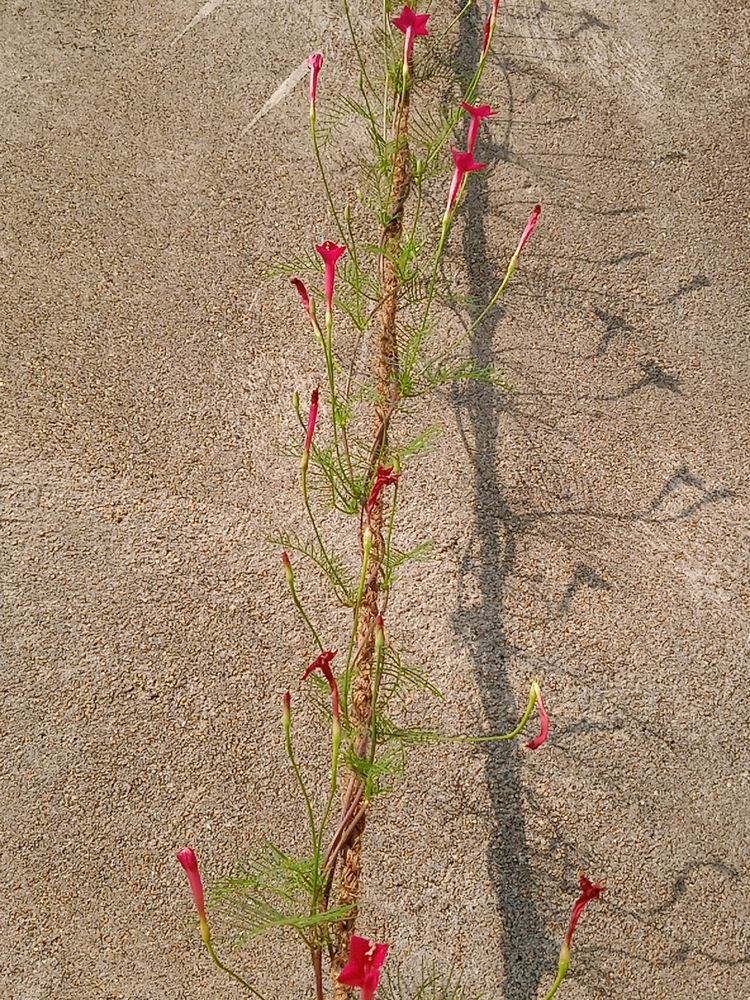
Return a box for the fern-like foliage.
[415,360,511,396]
[378,643,443,709]
[270,530,356,605]
[385,964,481,1000]
[345,744,406,798]
[382,540,435,591]
[210,845,353,945]
[395,426,441,462]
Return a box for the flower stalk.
[174,5,600,999]
[177,848,266,999]
[543,876,606,999]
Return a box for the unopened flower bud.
[176,848,211,945]
[526,680,549,750]
[307,52,323,117]
[282,689,292,733]
[281,551,294,587]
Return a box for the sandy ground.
[2,1,749,998]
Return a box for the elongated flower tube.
[307,52,323,119]
[301,387,319,472]
[515,202,541,257]
[566,876,605,948]
[366,465,400,519]
[508,203,541,276]
[302,649,340,723]
[290,277,312,321]
[176,847,210,945]
[281,550,294,586]
[338,935,390,1000]
[461,101,496,153]
[543,875,606,999]
[482,0,502,57]
[392,5,430,79]
[526,683,549,750]
[482,14,492,55]
[315,240,346,319]
[465,203,544,331]
[446,148,486,216]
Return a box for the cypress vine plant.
[176,3,604,998]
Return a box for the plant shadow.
[447,9,554,1000]
[444,4,736,997]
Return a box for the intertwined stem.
[330,93,412,998]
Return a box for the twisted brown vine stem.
[330,93,411,999]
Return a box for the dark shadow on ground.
[442,4,740,996]
[448,7,553,999]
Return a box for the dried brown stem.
[330,92,411,998]
[313,947,325,1000]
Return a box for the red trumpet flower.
[338,935,390,1000]
[315,240,346,315]
[566,875,606,948]
[515,203,541,257]
[176,847,210,944]
[461,101,497,153]
[290,277,312,320]
[392,6,430,65]
[446,148,486,214]
[366,465,400,518]
[307,52,323,115]
[526,686,549,750]
[302,650,340,722]
[482,0,503,57]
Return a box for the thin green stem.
[466,256,517,332]
[417,213,451,348]
[436,0,475,42]
[205,939,267,1000]
[542,968,567,1000]
[318,727,341,845]
[451,681,540,744]
[407,168,424,252]
[400,52,409,106]
[310,116,347,246]
[343,0,377,99]
[300,464,350,604]
[284,568,324,652]
[283,709,318,852]
[312,722,342,918]
[343,529,373,700]
[322,314,352,492]
[310,114,365,329]
[368,623,386,766]
[424,254,516,373]
[542,948,570,1000]
[382,1,390,138]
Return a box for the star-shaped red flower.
[366,465,400,518]
[565,875,606,948]
[446,147,487,213]
[460,101,497,152]
[315,241,346,314]
[392,6,430,63]
[301,649,340,721]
